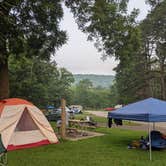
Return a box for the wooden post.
[60,98,66,139]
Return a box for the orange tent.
[0,98,58,152]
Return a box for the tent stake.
[149,123,152,161]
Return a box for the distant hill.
[73,74,115,88]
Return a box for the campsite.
[2,98,166,165]
[2,100,166,166]
[0,0,166,166]
[7,121,166,166]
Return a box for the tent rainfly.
[0,98,58,153]
[108,97,166,160]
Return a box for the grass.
[74,112,107,123]
[74,112,139,126]
[7,126,166,166]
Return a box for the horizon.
[73,73,115,76]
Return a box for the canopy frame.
[108,98,166,161]
[148,123,152,161]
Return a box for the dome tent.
[0,98,58,152]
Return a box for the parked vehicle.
[104,107,115,111]
[69,105,83,114]
[45,106,72,121]
[45,109,61,121]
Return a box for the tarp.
[108,98,166,122]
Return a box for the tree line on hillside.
[70,79,112,109]
[73,74,114,88]
[0,0,165,107]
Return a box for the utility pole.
[60,98,66,139]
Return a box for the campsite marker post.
[61,98,66,139]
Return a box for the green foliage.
[139,1,166,100]
[1,0,166,105]
[67,0,166,105]
[109,1,166,104]
[65,0,133,58]
[0,0,67,99]
[9,56,74,107]
[71,79,111,109]
[66,0,145,105]
[146,0,164,8]
[0,0,66,60]
[108,82,120,106]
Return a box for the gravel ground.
[86,111,108,117]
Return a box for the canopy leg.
[149,123,152,161]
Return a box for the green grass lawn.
[8,127,166,166]
[74,112,107,123]
[74,112,139,126]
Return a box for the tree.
[146,0,164,8]
[73,79,93,107]
[65,0,135,59]
[140,1,166,99]
[9,56,74,107]
[107,1,166,104]
[0,0,66,99]
[66,0,166,104]
[71,79,111,109]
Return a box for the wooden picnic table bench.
[69,119,97,128]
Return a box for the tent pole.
[149,122,152,161]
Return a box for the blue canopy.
[108,98,166,122]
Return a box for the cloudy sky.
[54,0,150,75]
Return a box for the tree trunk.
[144,51,152,98]
[0,58,9,99]
[160,64,166,100]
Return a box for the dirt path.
[86,110,166,132]
[86,111,107,117]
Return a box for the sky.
[54,0,150,75]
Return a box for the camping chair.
[146,130,166,149]
[0,153,7,166]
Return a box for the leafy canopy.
[0,0,66,60]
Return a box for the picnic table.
[69,119,97,128]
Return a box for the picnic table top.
[69,119,90,123]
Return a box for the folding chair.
[0,153,7,166]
